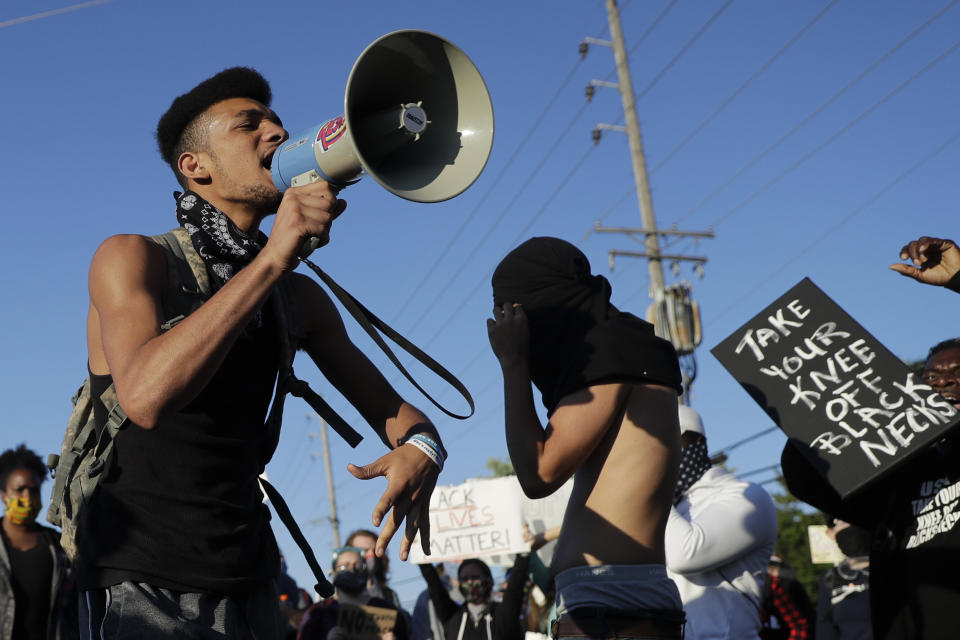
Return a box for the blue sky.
[3,0,960,607]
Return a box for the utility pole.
[583,0,715,400]
[605,0,665,298]
[307,412,341,548]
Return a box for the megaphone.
[271,29,494,210]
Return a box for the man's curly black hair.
[0,444,47,490]
[155,67,272,188]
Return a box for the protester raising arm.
[889,235,960,286]
[486,303,630,499]
[418,562,461,625]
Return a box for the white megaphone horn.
[271,30,494,253]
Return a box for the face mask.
[333,568,368,595]
[674,439,712,503]
[459,578,492,604]
[835,526,872,558]
[4,495,39,526]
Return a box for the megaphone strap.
[300,257,475,420]
[259,476,334,598]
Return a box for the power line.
[415,144,597,355]
[707,38,960,231]
[388,6,611,328]
[672,0,960,227]
[714,426,780,455]
[739,464,782,479]
[387,58,586,326]
[592,0,957,236]
[709,125,960,326]
[650,0,839,174]
[397,106,594,350]
[627,0,681,56]
[0,0,116,28]
[390,1,691,358]
[634,0,734,102]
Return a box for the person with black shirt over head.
[78,67,444,639]
[0,444,76,640]
[487,237,686,640]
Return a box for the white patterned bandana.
[174,190,268,290]
[674,438,712,504]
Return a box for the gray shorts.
[553,565,684,640]
[78,580,285,640]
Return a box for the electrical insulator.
[579,42,589,58]
[592,128,602,145]
[671,261,680,277]
[585,85,595,102]
[694,263,705,279]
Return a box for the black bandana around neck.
[491,237,682,415]
[674,438,712,504]
[174,190,268,290]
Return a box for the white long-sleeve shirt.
[665,466,778,640]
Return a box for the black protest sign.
[712,278,960,499]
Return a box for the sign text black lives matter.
[712,278,959,498]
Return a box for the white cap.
[678,405,705,437]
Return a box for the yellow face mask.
[4,495,39,525]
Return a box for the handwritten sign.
[409,476,529,563]
[807,525,844,565]
[336,604,397,640]
[487,477,573,567]
[712,278,960,498]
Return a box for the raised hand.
[261,180,347,272]
[890,236,960,286]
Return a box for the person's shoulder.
[90,233,165,278]
[707,469,775,505]
[93,233,163,258]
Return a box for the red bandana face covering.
[4,495,39,526]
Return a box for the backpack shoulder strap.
[150,229,212,329]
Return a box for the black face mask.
[333,568,368,595]
[835,525,872,557]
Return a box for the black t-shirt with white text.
[783,437,960,640]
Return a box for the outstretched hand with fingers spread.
[890,236,960,286]
[347,443,438,561]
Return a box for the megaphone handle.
[291,169,342,259]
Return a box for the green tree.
[485,456,514,478]
[768,477,829,604]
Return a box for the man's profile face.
[197,97,288,213]
[922,345,960,409]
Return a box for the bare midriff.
[551,383,680,576]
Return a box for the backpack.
[47,227,473,595]
[45,228,217,562]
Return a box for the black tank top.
[85,307,280,595]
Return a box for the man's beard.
[244,182,283,214]
[209,153,283,214]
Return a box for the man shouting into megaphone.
[76,67,445,639]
